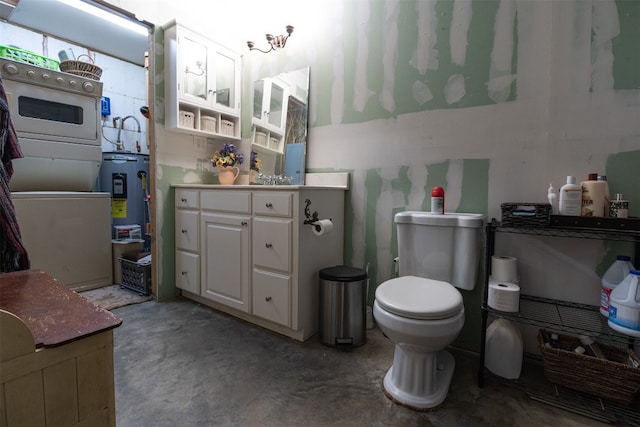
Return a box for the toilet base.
[382,345,455,410]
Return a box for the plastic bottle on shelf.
[580,173,606,217]
[597,175,610,217]
[484,319,523,379]
[601,255,635,317]
[558,176,581,216]
[547,183,559,214]
[608,270,640,337]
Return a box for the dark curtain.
[1,76,30,272]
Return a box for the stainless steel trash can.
[319,265,368,347]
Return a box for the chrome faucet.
[117,115,142,151]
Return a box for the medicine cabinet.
[164,22,241,140]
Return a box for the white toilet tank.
[395,211,484,290]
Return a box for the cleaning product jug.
[484,318,522,379]
[608,270,640,338]
[601,255,635,317]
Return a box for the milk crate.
[119,258,151,296]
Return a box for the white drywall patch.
[412,80,434,105]
[411,0,438,74]
[591,0,619,91]
[488,0,516,103]
[450,0,472,66]
[330,4,345,124]
[445,73,466,104]
[381,0,400,113]
[353,0,374,112]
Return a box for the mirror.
[250,67,309,185]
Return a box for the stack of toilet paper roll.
[488,256,520,312]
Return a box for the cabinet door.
[176,251,199,294]
[260,80,288,130]
[253,217,292,273]
[214,48,240,112]
[178,28,214,107]
[253,268,291,327]
[201,212,250,312]
[266,80,287,131]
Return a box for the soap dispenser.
[559,176,581,216]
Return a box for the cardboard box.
[114,224,142,240]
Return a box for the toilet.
[373,211,484,410]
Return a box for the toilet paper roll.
[491,256,519,283]
[488,279,520,312]
[312,219,333,236]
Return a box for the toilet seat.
[376,276,463,320]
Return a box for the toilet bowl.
[374,276,464,409]
[373,211,483,410]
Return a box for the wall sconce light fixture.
[247,25,294,53]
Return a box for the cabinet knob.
[265,296,272,302]
[241,221,248,226]
[265,243,273,248]
[181,271,187,275]
[181,229,188,233]
[181,198,187,203]
[265,203,273,208]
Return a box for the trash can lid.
[319,265,367,281]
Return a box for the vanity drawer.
[176,189,199,209]
[253,192,292,217]
[176,251,200,294]
[253,218,292,272]
[175,210,199,252]
[201,190,251,214]
[252,268,291,327]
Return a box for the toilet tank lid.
[395,211,484,228]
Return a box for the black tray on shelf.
[549,215,640,233]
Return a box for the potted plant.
[211,143,244,184]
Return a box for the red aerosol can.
[431,186,445,214]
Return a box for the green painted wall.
[149,0,640,353]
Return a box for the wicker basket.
[179,111,195,128]
[254,131,267,147]
[220,119,234,136]
[501,203,551,227]
[537,329,640,405]
[59,54,102,80]
[200,115,217,133]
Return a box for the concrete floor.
[112,298,613,427]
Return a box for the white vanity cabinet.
[164,22,241,140]
[173,185,346,341]
[175,189,200,294]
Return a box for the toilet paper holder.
[303,198,331,229]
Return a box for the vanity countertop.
[172,172,349,190]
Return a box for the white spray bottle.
[547,183,558,215]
